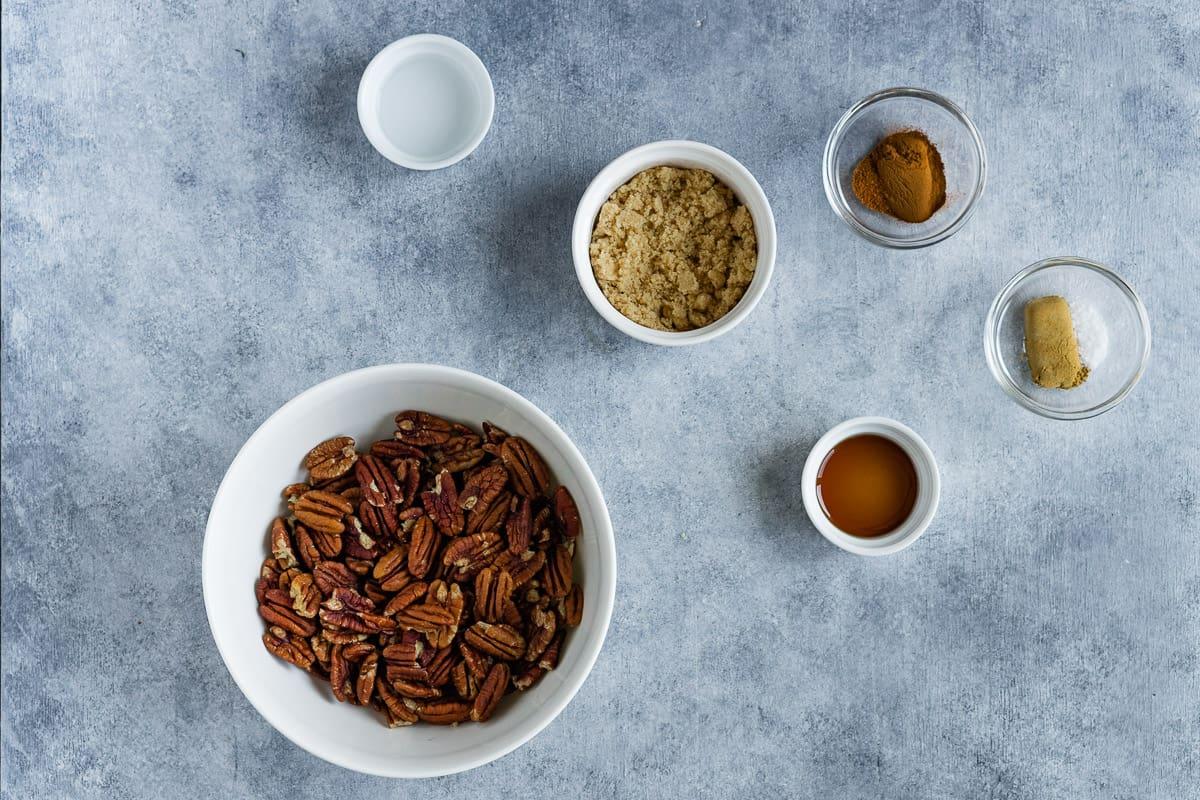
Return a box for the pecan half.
[542,543,573,599]
[369,440,425,462]
[358,500,398,541]
[421,470,463,536]
[463,622,525,660]
[411,699,471,725]
[471,662,510,722]
[561,583,583,627]
[376,679,419,727]
[441,531,503,581]
[459,463,508,515]
[263,627,315,670]
[524,606,557,662]
[259,601,316,637]
[452,661,479,701]
[293,523,321,569]
[293,491,353,534]
[432,433,486,473]
[474,567,514,623]
[499,437,550,498]
[373,544,411,592]
[395,411,454,446]
[552,485,581,539]
[482,421,509,445]
[270,518,298,570]
[355,651,379,705]
[505,497,532,553]
[468,489,512,535]
[383,581,428,617]
[312,560,357,595]
[303,436,359,481]
[407,516,439,579]
[289,573,321,618]
[355,454,401,508]
[493,548,545,589]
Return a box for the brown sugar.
[588,167,757,332]
[851,130,946,223]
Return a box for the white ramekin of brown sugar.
[571,140,777,346]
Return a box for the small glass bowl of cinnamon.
[822,87,987,249]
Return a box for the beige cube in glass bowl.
[203,365,616,777]
[985,258,1151,420]
[572,140,777,346]
[823,87,987,248]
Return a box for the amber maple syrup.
[816,434,918,538]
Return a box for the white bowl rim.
[983,256,1153,420]
[821,86,987,249]
[800,416,941,556]
[571,139,777,346]
[356,34,495,170]
[202,364,616,777]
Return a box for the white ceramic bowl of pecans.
[203,364,615,777]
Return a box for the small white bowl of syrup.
[801,417,940,556]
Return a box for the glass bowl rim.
[983,256,1152,420]
[822,86,988,250]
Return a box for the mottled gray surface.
[3,0,1198,797]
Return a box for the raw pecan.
[382,639,426,665]
[505,497,532,553]
[319,607,397,634]
[427,580,464,648]
[293,491,353,534]
[358,500,398,541]
[482,420,509,445]
[460,643,492,683]
[421,470,463,536]
[474,567,514,623]
[452,661,478,701]
[263,627,315,670]
[512,663,545,691]
[538,631,563,671]
[312,472,357,494]
[471,662,510,722]
[369,440,425,462]
[411,699,471,725]
[561,583,583,627]
[282,483,311,504]
[293,523,321,569]
[355,454,401,508]
[376,679,419,727]
[345,557,372,575]
[394,604,456,635]
[459,463,507,516]
[356,651,379,705]
[311,525,342,559]
[499,437,550,498]
[468,489,512,535]
[373,545,410,592]
[442,532,503,580]
[391,679,441,700]
[394,458,422,507]
[432,433,487,473]
[532,506,553,550]
[542,543,573,599]
[310,635,331,670]
[312,561,357,595]
[289,573,320,618]
[342,641,375,661]
[321,626,367,645]
[383,581,427,616]
[276,566,301,591]
[464,622,525,660]
[394,411,454,446]
[407,516,439,579]
[329,644,352,702]
[270,518,298,569]
[553,485,581,539]
[524,606,556,662]
[323,586,375,613]
[493,548,545,589]
[259,601,316,637]
[303,436,358,481]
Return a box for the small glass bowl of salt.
[985,257,1151,420]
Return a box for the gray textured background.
[3,1,1198,797]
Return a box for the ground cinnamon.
[851,131,946,223]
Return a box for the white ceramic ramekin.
[571,140,777,346]
[357,34,494,170]
[800,417,940,556]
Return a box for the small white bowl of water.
[357,34,494,170]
